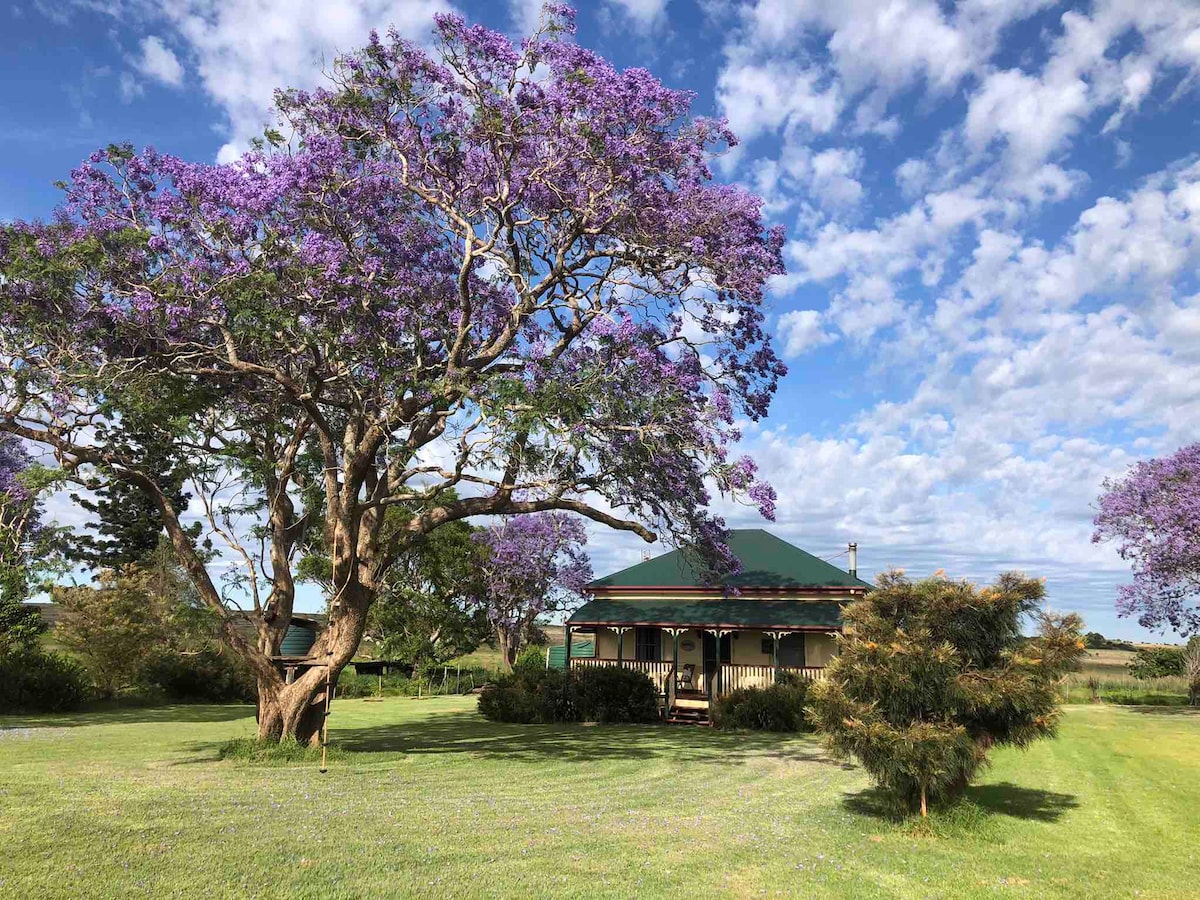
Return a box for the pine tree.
[68,422,194,571]
[808,570,1085,817]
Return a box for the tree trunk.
[256,676,332,745]
[497,629,519,672]
[253,583,372,744]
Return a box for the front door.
[702,632,732,692]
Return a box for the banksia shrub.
[808,570,1085,817]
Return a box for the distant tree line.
[1083,632,1137,652]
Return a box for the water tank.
[279,619,318,657]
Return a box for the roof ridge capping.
[588,528,872,591]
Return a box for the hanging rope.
[318,522,345,774]
[319,642,333,774]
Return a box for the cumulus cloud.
[777,309,836,357]
[133,35,183,86]
[603,0,670,34]
[506,0,545,35]
[962,2,1200,183]
[69,0,453,162]
[716,58,841,142]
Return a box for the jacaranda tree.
[808,571,1084,817]
[0,6,783,742]
[1094,443,1200,637]
[475,513,591,670]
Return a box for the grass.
[2,700,1198,898]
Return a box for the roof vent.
[848,542,858,579]
[641,550,652,562]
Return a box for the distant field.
[1080,649,1137,676]
[449,645,506,671]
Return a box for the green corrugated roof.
[589,529,871,590]
[567,598,843,629]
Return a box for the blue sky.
[6,0,1200,640]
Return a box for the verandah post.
[772,632,781,684]
[565,626,573,672]
[616,627,627,668]
[668,627,683,710]
[707,629,726,701]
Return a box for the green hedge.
[478,665,659,724]
[712,680,811,732]
[138,648,258,703]
[336,666,492,699]
[0,650,91,713]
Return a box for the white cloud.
[777,309,836,357]
[895,158,930,199]
[742,141,863,219]
[603,0,669,34]
[809,147,864,209]
[718,0,1055,144]
[716,57,841,142]
[962,2,1200,182]
[507,0,544,35]
[117,70,142,102]
[83,1,454,162]
[750,145,1200,621]
[134,35,183,86]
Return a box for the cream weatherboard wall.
[589,628,838,668]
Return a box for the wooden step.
[665,706,712,726]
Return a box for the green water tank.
[279,620,318,657]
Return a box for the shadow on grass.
[844,782,1078,824]
[1124,704,1200,716]
[316,707,854,768]
[966,782,1079,821]
[0,703,255,729]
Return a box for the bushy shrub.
[809,571,1084,817]
[513,645,548,674]
[139,649,257,703]
[0,650,91,712]
[713,681,810,732]
[478,665,658,725]
[478,667,564,723]
[1128,647,1185,679]
[572,665,659,723]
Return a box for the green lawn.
[1,699,1197,899]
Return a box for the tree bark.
[496,628,519,672]
[256,677,330,745]
[254,583,372,744]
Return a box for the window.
[634,627,661,662]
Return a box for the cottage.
[564,529,869,723]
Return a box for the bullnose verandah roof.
[567,598,843,631]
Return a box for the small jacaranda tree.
[0,6,783,742]
[474,513,591,670]
[1094,443,1200,637]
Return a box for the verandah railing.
[569,658,825,698]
